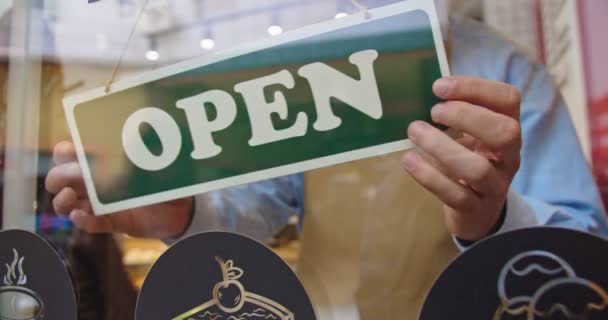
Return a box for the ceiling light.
[268,12,283,36]
[335,12,348,19]
[145,37,160,61]
[145,50,160,61]
[200,38,215,50]
[268,25,283,36]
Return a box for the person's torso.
[295,18,522,320]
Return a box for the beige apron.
[297,152,459,320]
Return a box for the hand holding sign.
[63,1,449,215]
[402,76,522,242]
[45,141,194,238]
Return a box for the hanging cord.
[104,0,150,94]
[350,0,371,19]
[103,0,366,94]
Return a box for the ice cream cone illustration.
[0,249,45,320]
[493,251,575,319]
[172,257,294,320]
[493,250,608,320]
[528,278,608,319]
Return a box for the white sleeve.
[454,189,539,251]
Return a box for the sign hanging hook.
[104,0,149,94]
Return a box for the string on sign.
[104,0,150,94]
[350,0,371,19]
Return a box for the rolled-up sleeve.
[451,19,608,250]
[508,50,608,237]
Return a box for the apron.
[297,152,459,319]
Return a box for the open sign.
[64,0,449,214]
[121,49,382,171]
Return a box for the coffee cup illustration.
[0,249,45,320]
[172,256,294,320]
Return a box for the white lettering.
[297,49,382,131]
[121,50,384,170]
[234,69,308,147]
[122,107,182,171]
[176,90,237,160]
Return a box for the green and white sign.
[64,0,449,214]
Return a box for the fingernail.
[408,121,427,141]
[402,152,421,172]
[433,77,452,97]
[431,103,445,120]
[69,210,84,226]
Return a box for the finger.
[431,101,522,151]
[408,121,500,195]
[401,151,478,213]
[433,76,521,119]
[53,141,77,165]
[75,199,93,215]
[70,210,114,234]
[46,162,87,195]
[456,134,476,151]
[53,188,78,216]
[417,149,461,183]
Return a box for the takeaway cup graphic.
[0,249,44,320]
[136,232,316,320]
[0,230,77,320]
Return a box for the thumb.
[69,209,115,234]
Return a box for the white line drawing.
[3,249,27,286]
[0,249,45,320]
[492,250,608,319]
[172,257,294,320]
[529,277,608,319]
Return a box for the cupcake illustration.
[0,249,45,320]
[172,257,294,320]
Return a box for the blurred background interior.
[0,0,607,319]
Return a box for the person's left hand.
[402,76,522,242]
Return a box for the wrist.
[456,201,507,246]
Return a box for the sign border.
[63,0,451,214]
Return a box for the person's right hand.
[45,141,194,239]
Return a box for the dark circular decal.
[420,227,608,320]
[0,229,77,320]
[136,232,316,320]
